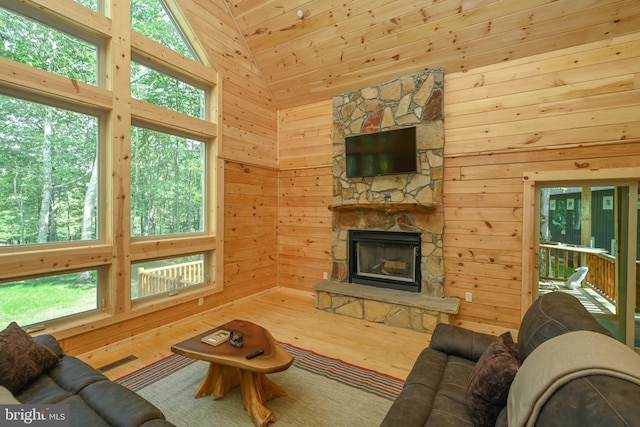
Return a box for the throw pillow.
[0,322,61,394]
[467,331,520,427]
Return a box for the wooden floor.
[78,288,430,381]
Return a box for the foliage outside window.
[131,254,205,300]
[0,95,98,245]
[0,270,98,327]
[130,0,196,60]
[130,127,204,237]
[74,0,98,11]
[0,7,97,85]
[131,62,205,119]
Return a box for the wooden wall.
[443,32,640,332]
[278,101,334,291]
[275,32,640,333]
[223,161,278,299]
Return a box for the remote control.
[246,349,264,359]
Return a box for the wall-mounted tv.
[345,126,417,178]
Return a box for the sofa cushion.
[80,380,166,427]
[467,332,519,427]
[428,354,476,427]
[0,322,61,393]
[430,324,497,363]
[517,292,611,362]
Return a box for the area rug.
[116,343,404,427]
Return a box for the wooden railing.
[539,243,616,303]
[584,252,616,304]
[137,260,204,298]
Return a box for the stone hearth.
[314,281,459,333]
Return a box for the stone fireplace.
[314,69,460,332]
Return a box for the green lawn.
[0,278,97,327]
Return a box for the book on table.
[201,329,231,346]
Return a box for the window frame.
[0,0,222,331]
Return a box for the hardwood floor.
[78,288,431,381]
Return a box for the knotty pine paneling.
[278,167,333,292]
[180,0,278,168]
[228,0,640,109]
[277,101,334,292]
[443,33,640,329]
[279,100,333,169]
[223,160,278,300]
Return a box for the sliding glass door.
[533,181,638,349]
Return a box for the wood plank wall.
[443,32,640,332]
[278,101,334,291]
[223,161,278,299]
[276,32,640,333]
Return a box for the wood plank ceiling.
[223,0,640,110]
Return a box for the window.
[130,0,196,60]
[131,127,204,237]
[131,254,205,300]
[130,62,205,118]
[0,95,98,245]
[0,1,219,329]
[0,270,99,327]
[0,6,98,85]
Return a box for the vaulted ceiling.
[224,0,640,110]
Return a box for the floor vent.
[97,355,138,373]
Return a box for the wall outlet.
[465,292,473,302]
[323,272,328,280]
[198,297,204,306]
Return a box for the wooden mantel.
[328,203,439,215]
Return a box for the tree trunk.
[37,115,53,243]
[76,155,98,284]
[12,161,26,244]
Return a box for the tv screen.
[345,127,417,178]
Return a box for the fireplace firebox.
[348,230,421,292]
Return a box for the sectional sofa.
[0,322,174,427]
[380,292,640,427]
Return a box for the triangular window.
[130,0,197,61]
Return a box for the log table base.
[194,362,288,426]
[171,320,294,427]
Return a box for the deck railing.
[539,243,616,303]
[137,260,204,298]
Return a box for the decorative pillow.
[467,331,520,427]
[0,322,61,394]
[0,385,20,404]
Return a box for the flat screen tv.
[345,126,417,178]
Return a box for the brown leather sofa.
[15,334,174,427]
[380,291,640,427]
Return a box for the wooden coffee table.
[170,319,294,427]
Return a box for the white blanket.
[507,330,640,427]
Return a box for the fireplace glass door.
[349,230,421,292]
